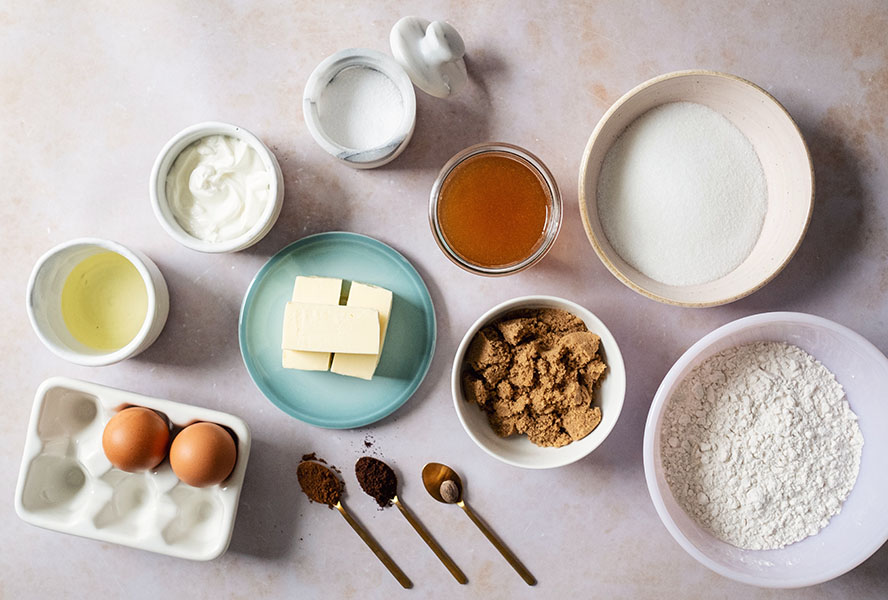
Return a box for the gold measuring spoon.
[355,457,467,584]
[422,462,536,586]
[393,494,468,584]
[333,500,412,588]
[298,460,412,589]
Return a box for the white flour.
[661,342,863,550]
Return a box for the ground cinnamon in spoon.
[297,460,342,506]
[355,456,398,508]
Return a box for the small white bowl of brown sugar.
[452,296,626,469]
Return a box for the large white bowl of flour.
[643,312,888,587]
[579,70,814,307]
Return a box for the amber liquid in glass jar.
[437,153,550,268]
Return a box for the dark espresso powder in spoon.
[297,460,342,506]
[355,456,398,507]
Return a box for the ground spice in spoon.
[297,460,342,507]
[355,456,398,508]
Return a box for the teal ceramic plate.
[239,232,436,428]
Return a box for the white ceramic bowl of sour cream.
[644,312,888,587]
[150,122,285,253]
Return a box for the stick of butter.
[282,302,380,354]
[282,276,342,371]
[331,282,393,380]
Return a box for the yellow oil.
[61,251,148,350]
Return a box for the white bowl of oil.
[27,238,169,366]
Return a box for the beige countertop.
[2,1,887,598]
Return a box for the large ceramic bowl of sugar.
[579,70,814,307]
[644,312,888,587]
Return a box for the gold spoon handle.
[394,497,468,584]
[459,501,536,586]
[335,502,412,589]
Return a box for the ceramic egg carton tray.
[14,377,251,560]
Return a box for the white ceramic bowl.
[452,296,625,469]
[303,48,417,169]
[150,121,285,253]
[26,238,170,367]
[643,312,888,587]
[579,70,814,307]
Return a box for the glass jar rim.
[428,142,563,276]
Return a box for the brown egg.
[169,422,237,487]
[102,407,170,472]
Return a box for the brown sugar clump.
[461,308,607,448]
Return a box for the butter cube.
[282,277,343,371]
[282,302,380,354]
[291,276,343,304]
[331,282,394,380]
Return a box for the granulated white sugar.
[597,102,767,286]
[318,66,404,150]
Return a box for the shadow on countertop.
[383,49,503,173]
[133,258,242,370]
[729,119,870,316]
[827,540,888,590]
[244,157,355,260]
[227,436,304,560]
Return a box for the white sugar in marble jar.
[303,48,416,169]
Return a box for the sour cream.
[165,135,272,243]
